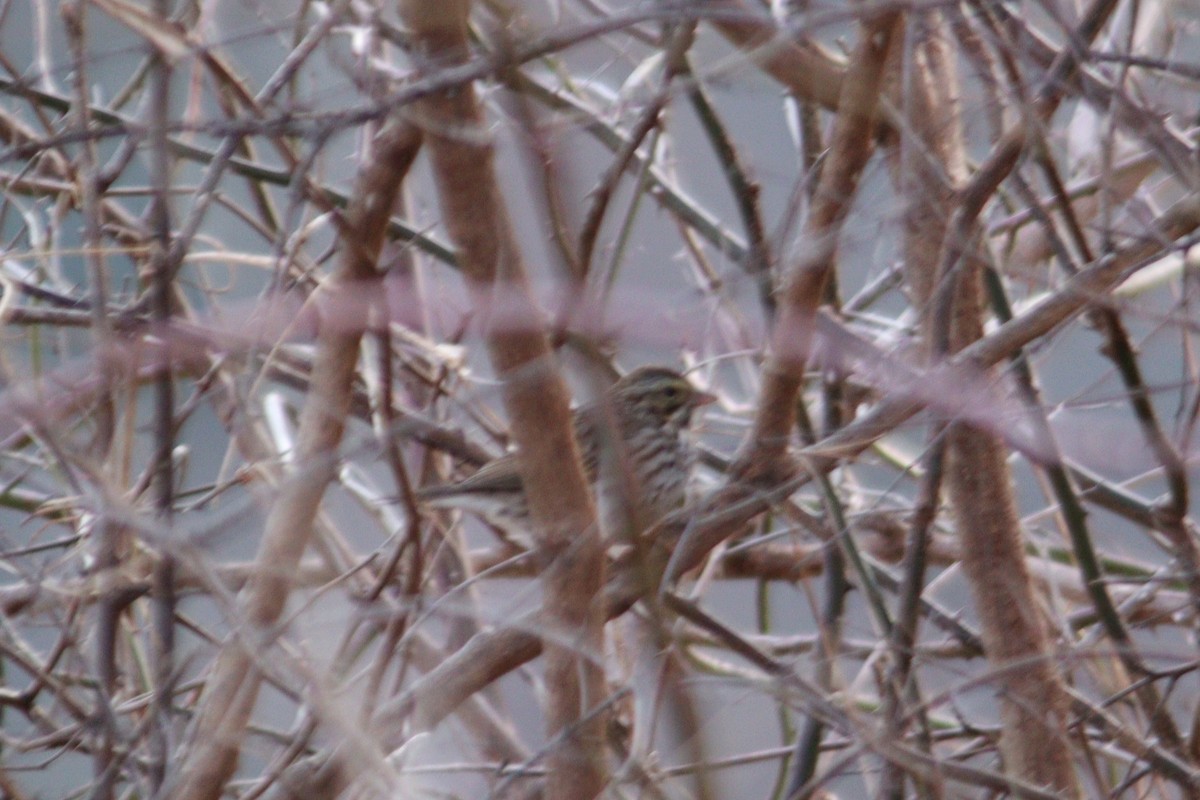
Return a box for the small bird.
[419,366,715,544]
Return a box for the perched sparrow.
[419,366,715,543]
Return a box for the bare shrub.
[0,1,1198,798]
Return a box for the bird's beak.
[693,389,718,407]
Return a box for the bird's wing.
[419,454,523,499]
[421,407,599,502]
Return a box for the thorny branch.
[0,1,1196,799]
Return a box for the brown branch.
[704,0,846,110]
[733,8,902,480]
[165,118,423,800]
[398,2,608,799]
[806,194,1200,462]
[895,10,1082,794]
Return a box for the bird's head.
[610,366,716,428]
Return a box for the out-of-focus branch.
[398,3,607,799]
[896,8,1079,793]
[146,0,177,792]
[804,194,1200,462]
[704,0,845,110]
[732,9,901,481]
[719,32,907,783]
[165,118,423,800]
[884,1,1143,791]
